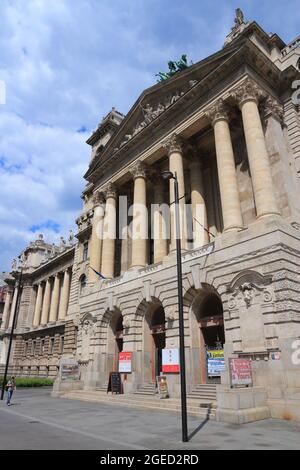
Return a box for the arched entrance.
[143,302,166,383]
[107,310,123,373]
[190,287,225,384]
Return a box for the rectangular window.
[49,337,55,354]
[83,242,88,261]
[32,341,36,356]
[60,336,65,354]
[40,339,45,355]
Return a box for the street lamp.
[161,170,188,443]
[1,268,23,401]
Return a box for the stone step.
[59,390,216,419]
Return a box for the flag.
[89,266,106,280]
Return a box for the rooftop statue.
[234,8,245,28]
[155,54,190,82]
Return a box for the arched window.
[79,274,87,294]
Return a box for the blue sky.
[0,0,299,271]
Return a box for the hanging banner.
[207,349,225,377]
[162,348,180,373]
[118,352,132,373]
[229,358,253,387]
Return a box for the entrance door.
[199,315,225,384]
[151,326,166,382]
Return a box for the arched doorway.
[190,287,225,384]
[107,310,123,373]
[143,303,166,383]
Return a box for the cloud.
[0,0,299,270]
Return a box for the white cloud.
[0,0,298,271]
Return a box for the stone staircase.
[58,389,216,420]
[187,384,217,405]
[134,383,156,396]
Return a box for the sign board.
[207,349,225,377]
[156,375,169,398]
[118,352,132,373]
[162,348,180,373]
[60,358,80,381]
[107,372,122,394]
[229,358,253,387]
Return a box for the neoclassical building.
[0,234,75,377]
[2,11,300,423]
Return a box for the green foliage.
[156,54,191,82]
[0,377,54,388]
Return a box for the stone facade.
[2,11,300,423]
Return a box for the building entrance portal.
[192,289,225,385]
[107,312,123,373]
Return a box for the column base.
[256,212,281,221]
[223,225,244,233]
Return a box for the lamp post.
[1,268,23,400]
[161,171,188,443]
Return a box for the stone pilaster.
[41,279,51,326]
[162,134,188,251]
[130,161,148,268]
[233,78,280,219]
[49,273,60,323]
[33,283,43,327]
[1,289,12,331]
[206,99,243,232]
[101,183,117,279]
[89,191,105,283]
[58,269,71,320]
[8,287,18,329]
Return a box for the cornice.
[84,39,298,187]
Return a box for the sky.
[0,0,299,271]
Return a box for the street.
[0,388,299,450]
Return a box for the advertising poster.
[162,348,180,373]
[229,358,253,387]
[118,351,132,373]
[60,359,80,381]
[207,349,225,377]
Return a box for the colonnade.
[87,77,279,281]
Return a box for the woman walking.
[6,376,16,406]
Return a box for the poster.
[162,348,180,373]
[60,358,80,381]
[156,375,169,398]
[207,349,225,377]
[118,351,132,373]
[229,358,253,387]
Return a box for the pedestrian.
[6,376,16,406]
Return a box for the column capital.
[162,133,184,155]
[130,160,148,179]
[262,96,284,123]
[205,98,229,125]
[231,77,266,108]
[104,182,118,200]
[92,190,105,207]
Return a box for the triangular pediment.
[85,42,242,179]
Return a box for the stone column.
[153,175,168,263]
[162,134,188,251]
[8,287,18,329]
[49,274,60,323]
[1,289,12,331]
[206,99,243,232]
[58,269,71,320]
[40,279,51,326]
[234,78,279,219]
[130,162,148,268]
[89,191,105,283]
[101,183,117,279]
[33,283,43,327]
[189,158,209,247]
